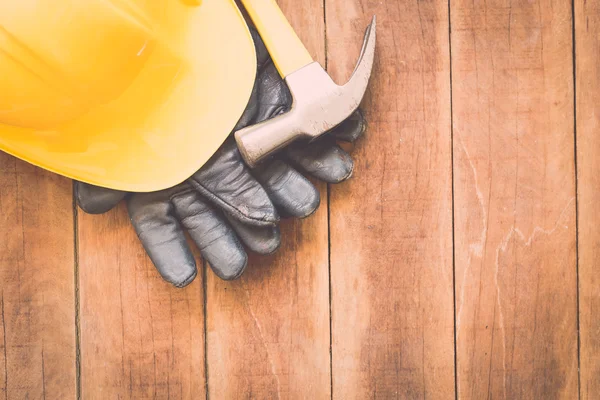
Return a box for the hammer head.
[235,16,376,168]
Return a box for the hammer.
[235,0,376,168]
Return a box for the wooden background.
[0,0,598,398]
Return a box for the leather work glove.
[76,29,366,287]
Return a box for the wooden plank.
[575,0,600,397]
[0,156,76,399]
[327,1,455,398]
[451,0,578,398]
[205,1,330,398]
[78,204,205,399]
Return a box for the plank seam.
[203,260,209,400]
[571,0,581,398]
[327,188,333,398]
[447,0,458,398]
[323,1,334,399]
[1,295,7,400]
[72,182,82,400]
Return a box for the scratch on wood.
[455,137,488,336]
[493,230,508,399]
[493,196,575,397]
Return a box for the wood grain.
[451,0,578,398]
[78,204,205,399]
[575,0,600,398]
[327,1,455,398]
[1,2,594,398]
[205,1,330,398]
[0,156,76,399]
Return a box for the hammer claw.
[235,10,377,168]
[346,16,377,92]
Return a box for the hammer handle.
[235,111,301,168]
[240,0,313,77]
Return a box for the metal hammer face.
[235,5,376,168]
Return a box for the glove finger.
[284,137,354,184]
[328,109,367,142]
[253,159,320,219]
[224,214,281,255]
[188,140,279,227]
[75,181,127,214]
[127,188,197,288]
[171,189,248,280]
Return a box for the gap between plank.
[447,0,459,398]
[71,182,82,400]
[203,260,209,400]
[322,0,334,398]
[570,0,581,398]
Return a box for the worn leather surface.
[75,29,367,287]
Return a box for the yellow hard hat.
[0,0,256,191]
